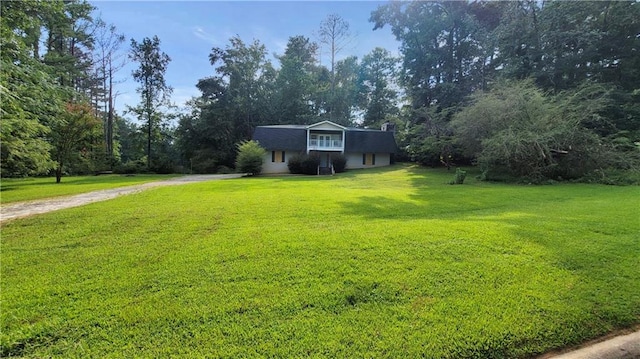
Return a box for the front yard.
[1,165,638,357]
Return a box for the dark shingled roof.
[252,126,307,151]
[345,129,398,154]
[252,125,398,154]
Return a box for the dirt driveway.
[0,174,245,224]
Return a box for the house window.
[272,151,285,163]
[319,135,331,147]
[363,153,376,166]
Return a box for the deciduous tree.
[275,36,319,124]
[358,47,399,128]
[371,1,484,110]
[451,80,618,181]
[330,56,360,126]
[50,102,103,183]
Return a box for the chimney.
[381,122,395,133]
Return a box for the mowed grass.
[0,174,179,204]
[1,165,639,358]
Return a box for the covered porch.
[306,121,346,154]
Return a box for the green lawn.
[0,174,180,204]
[1,165,639,358]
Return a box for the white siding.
[378,153,391,167]
[345,153,391,169]
[262,152,392,174]
[307,122,345,131]
[261,153,289,174]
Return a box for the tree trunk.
[56,163,63,183]
[147,111,152,171]
[330,37,335,122]
[107,61,114,168]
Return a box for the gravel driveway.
[0,174,245,224]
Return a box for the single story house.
[252,120,398,174]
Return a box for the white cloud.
[192,26,218,45]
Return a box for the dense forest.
[2,1,639,183]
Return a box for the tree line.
[372,1,639,182]
[2,0,639,183]
[2,0,123,181]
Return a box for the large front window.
[310,134,342,149]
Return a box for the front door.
[320,153,330,167]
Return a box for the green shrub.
[450,80,640,183]
[236,140,266,175]
[150,156,176,174]
[449,168,467,185]
[287,154,304,174]
[301,154,320,175]
[287,154,321,175]
[581,168,640,185]
[410,135,454,167]
[115,158,147,174]
[190,157,218,174]
[331,154,347,173]
[216,165,234,174]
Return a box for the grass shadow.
[335,166,640,353]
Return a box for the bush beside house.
[301,155,320,175]
[287,154,303,174]
[236,140,266,175]
[287,154,322,175]
[331,154,347,173]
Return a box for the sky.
[90,1,400,119]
